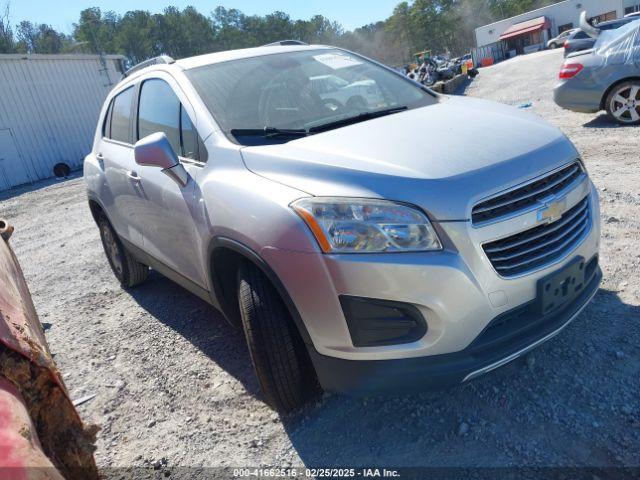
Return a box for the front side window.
[138,79,181,154]
[110,87,134,144]
[185,49,437,145]
[138,79,203,161]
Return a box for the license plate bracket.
[538,257,586,316]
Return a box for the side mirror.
[134,132,189,187]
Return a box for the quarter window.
[102,100,113,138]
[110,87,134,144]
[180,106,199,160]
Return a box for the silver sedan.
[554,22,640,125]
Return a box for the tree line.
[0,1,561,66]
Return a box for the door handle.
[96,153,105,160]
[126,171,141,182]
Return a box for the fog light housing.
[340,296,427,347]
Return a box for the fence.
[472,41,509,68]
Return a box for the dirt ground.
[0,49,638,475]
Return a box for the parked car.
[309,74,385,111]
[85,43,601,412]
[555,21,640,125]
[547,28,575,49]
[564,16,640,57]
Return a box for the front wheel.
[237,263,318,412]
[605,81,640,125]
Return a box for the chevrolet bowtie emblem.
[538,197,567,224]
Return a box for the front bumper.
[310,259,601,393]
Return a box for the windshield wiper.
[308,106,409,133]
[230,127,310,138]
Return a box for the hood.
[240,96,579,220]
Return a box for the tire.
[96,215,149,288]
[549,42,557,49]
[237,262,318,412]
[605,80,640,125]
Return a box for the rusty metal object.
[0,377,64,480]
[0,219,98,479]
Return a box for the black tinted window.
[138,79,181,154]
[574,31,590,39]
[110,87,134,143]
[102,100,113,138]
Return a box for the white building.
[475,0,640,52]
[0,54,125,191]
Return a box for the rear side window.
[110,87,134,143]
[138,78,204,161]
[574,31,590,39]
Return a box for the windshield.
[185,49,437,145]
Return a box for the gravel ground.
[0,49,638,475]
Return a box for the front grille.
[483,196,591,277]
[472,162,585,225]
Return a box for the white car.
[547,29,576,49]
[309,74,384,110]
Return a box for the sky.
[6,0,402,33]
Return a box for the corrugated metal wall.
[0,54,125,190]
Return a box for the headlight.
[291,198,442,253]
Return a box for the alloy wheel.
[610,84,640,124]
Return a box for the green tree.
[73,8,119,54]
[16,21,68,53]
[153,6,216,58]
[115,10,154,64]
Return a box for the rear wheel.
[549,42,558,49]
[97,215,149,288]
[605,81,640,125]
[237,262,318,412]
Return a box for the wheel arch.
[87,197,105,224]
[600,76,640,111]
[208,237,314,346]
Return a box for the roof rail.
[122,55,175,78]
[262,40,308,47]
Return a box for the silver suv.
[85,43,601,412]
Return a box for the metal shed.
[0,54,125,191]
